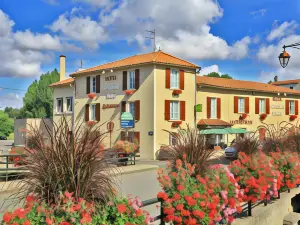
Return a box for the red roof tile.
[49,78,74,87]
[271,79,300,85]
[70,51,200,76]
[197,76,300,95]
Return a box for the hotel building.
[49,52,300,159]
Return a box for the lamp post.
[278,42,300,68]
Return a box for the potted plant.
[172,89,182,95]
[240,113,247,120]
[125,90,136,95]
[290,115,297,121]
[87,121,97,126]
[171,121,182,128]
[87,93,96,99]
[260,113,267,121]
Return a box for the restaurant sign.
[230,120,253,125]
[102,104,119,109]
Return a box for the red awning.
[197,119,232,127]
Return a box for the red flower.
[46,217,53,225]
[177,185,185,192]
[87,93,96,98]
[64,191,73,199]
[192,192,201,198]
[157,192,168,201]
[14,208,26,219]
[60,222,71,225]
[176,204,184,210]
[117,204,127,214]
[193,210,205,219]
[290,115,297,121]
[125,90,136,95]
[260,113,267,120]
[3,212,12,223]
[172,89,182,95]
[80,213,92,224]
[22,220,31,225]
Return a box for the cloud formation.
[267,21,298,42]
[0,93,23,109]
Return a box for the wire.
[0,87,26,91]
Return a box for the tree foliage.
[204,72,233,79]
[4,107,21,119]
[0,110,14,137]
[20,69,59,118]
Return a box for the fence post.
[159,198,165,225]
[248,201,252,217]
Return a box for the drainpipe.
[195,68,201,128]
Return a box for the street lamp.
[278,42,300,68]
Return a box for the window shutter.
[135,69,140,89]
[286,100,290,115]
[255,98,259,114]
[266,98,270,114]
[296,100,299,115]
[86,76,90,94]
[166,68,171,89]
[165,100,170,120]
[217,98,221,119]
[135,100,140,120]
[121,101,126,113]
[96,103,100,121]
[180,70,184,90]
[245,97,250,113]
[85,104,89,121]
[123,71,127,90]
[234,96,238,113]
[207,97,211,119]
[180,101,185,121]
[96,75,100,93]
[134,132,140,144]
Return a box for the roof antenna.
[80,59,83,69]
[145,29,156,52]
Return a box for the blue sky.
[0,0,300,108]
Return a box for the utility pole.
[145,29,156,52]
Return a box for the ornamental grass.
[9,117,118,207]
[157,155,243,225]
[161,125,215,176]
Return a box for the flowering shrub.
[9,146,27,167]
[259,113,267,121]
[88,93,96,98]
[87,121,97,126]
[1,192,151,225]
[172,90,182,95]
[240,113,247,120]
[157,156,243,225]
[113,138,139,154]
[269,150,300,191]
[125,90,136,95]
[229,152,279,203]
[290,115,297,121]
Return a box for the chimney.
[60,55,66,81]
[274,75,278,82]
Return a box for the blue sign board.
[121,120,134,128]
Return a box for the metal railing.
[0,154,27,181]
[142,198,165,225]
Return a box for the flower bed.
[113,139,139,154]
[157,155,243,224]
[1,192,152,225]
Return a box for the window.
[170,101,180,120]
[170,69,179,89]
[129,102,135,119]
[129,71,135,89]
[290,86,294,90]
[290,101,295,115]
[259,99,266,113]
[238,97,245,113]
[56,98,63,113]
[91,77,96,93]
[169,133,177,146]
[90,104,96,121]
[66,97,73,112]
[210,98,217,118]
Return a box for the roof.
[198,119,232,127]
[271,79,300,85]
[49,78,74,87]
[197,76,300,95]
[70,51,200,76]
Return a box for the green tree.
[0,110,14,137]
[20,69,59,118]
[4,107,21,118]
[204,72,233,79]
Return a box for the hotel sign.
[230,120,253,125]
[105,76,116,81]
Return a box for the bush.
[235,135,260,155]
[113,138,139,154]
[159,125,215,176]
[12,117,117,205]
[157,155,243,225]
[1,192,152,225]
[229,151,279,203]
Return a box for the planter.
[240,113,248,120]
[172,89,182,95]
[171,121,182,128]
[87,121,97,126]
[290,115,297,121]
[260,113,267,121]
[125,90,136,95]
[118,152,129,166]
[88,93,96,99]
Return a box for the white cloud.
[97,0,251,60]
[49,10,108,49]
[42,0,59,5]
[266,21,298,42]
[0,93,23,109]
[200,65,221,75]
[250,9,267,17]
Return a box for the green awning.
[200,128,247,135]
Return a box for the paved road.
[0,140,13,154]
